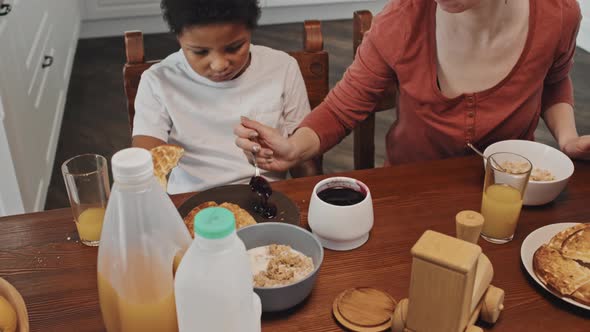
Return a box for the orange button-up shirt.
[300,0,580,165]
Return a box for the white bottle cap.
[111,148,153,183]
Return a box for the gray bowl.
[237,222,324,312]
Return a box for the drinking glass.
[62,154,110,246]
[480,152,531,244]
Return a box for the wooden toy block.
[392,211,504,332]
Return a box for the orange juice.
[172,252,184,275]
[98,274,178,332]
[481,184,523,239]
[76,207,105,242]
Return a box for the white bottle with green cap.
[175,207,262,332]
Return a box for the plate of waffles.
[177,184,300,238]
[521,222,590,310]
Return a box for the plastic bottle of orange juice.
[97,148,191,332]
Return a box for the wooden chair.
[123,21,329,135]
[352,10,397,170]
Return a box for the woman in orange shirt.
[235,0,589,169]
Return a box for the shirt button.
[468,112,475,118]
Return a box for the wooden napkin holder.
[392,211,504,332]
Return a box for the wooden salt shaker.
[455,210,484,244]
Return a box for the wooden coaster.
[332,287,397,332]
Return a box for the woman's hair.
[161,0,261,34]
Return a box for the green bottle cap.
[194,207,236,239]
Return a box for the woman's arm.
[543,103,578,149]
[280,58,322,177]
[541,3,588,159]
[298,30,398,155]
[236,3,405,169]
[543,103,590,159]
[235,32,399,171]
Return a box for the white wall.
[260,0,388,25]
[80,0,388,38]
[579,2,590,51]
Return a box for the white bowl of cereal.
[483,140,575,206]
[237,222,324,312]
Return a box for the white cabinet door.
[0,0,79,214]
[0,0,51,212]
[0,0,28,214]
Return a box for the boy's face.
[178,22,252,82]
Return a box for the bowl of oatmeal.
[483,140,574,206]
[237,222,324,312]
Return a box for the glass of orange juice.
[480,152,531,244]
[62,154,110,246]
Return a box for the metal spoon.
[467,142,506,172]
[248,148,277,219]
[251,150,261,177]
[467,142,486,158]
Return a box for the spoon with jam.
[249,148,277,219]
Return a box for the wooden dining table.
[0,156,589,331]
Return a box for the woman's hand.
[562,135,590,160]
[234,117,299,172]
[543,104,589,160]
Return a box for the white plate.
[520,222,590,311]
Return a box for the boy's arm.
[132,135,167,150]
[132,72,172,148]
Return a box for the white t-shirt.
[133,45,311,194]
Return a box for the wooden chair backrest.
[352,10,397,170]
[123,21,329,134]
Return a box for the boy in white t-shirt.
[132,0,319,194]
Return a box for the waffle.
[219,202,257,229]
[572,283,590,306]
[182,201,257,238]
[561,227,590,264]
[548,223,587,250]
[533,223,590,306]
[150,144,184,191]
[183,201,217,237]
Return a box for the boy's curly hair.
[161,0,261,34]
